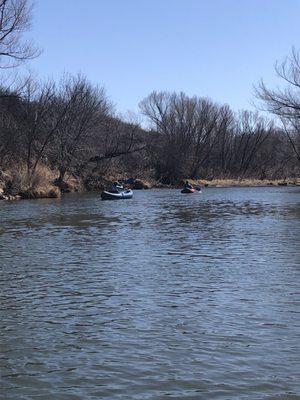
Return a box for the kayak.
[101,189,133,200]
[181,188,196,193]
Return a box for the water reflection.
[0,187,299,399]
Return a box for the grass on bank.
[8,165,60,199]
[183,178,300,188]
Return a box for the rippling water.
[0,187,300,399]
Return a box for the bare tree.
[88,118,145,164]
[255,48,300,163]
[140,91,198,183]
[12,78,57,174]
[0,0,39,68]
[49,75,111,183]
[140,92,236,182]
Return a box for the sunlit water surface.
[0,187,299,400]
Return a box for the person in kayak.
[111,181,124,193]
[183,180,193,190]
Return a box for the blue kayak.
[101,189,133,200]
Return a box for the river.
[0,187,299,399]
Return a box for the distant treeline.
[0,76,299,186]
[0,0,299,189]
[140,92,299,183]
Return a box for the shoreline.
[177,178,300,189]
[1,172,299,201]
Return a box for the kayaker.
[183,180,193,190]
[111,181,124,193]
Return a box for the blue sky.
[27,0,299,116]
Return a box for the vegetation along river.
[0,187,299,400]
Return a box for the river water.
[0,187,299,400]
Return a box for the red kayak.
[181,188,196,193]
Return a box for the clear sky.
[26,0,300,116]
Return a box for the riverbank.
[0,166,299,201]
[0,167,61,201]
[181,178,300,188]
